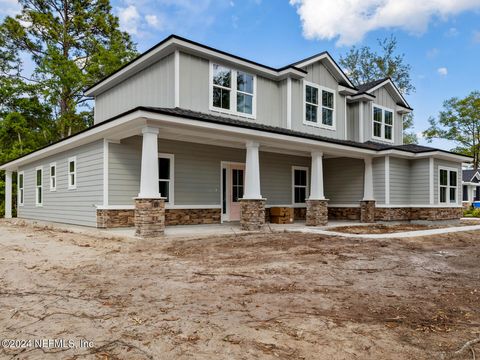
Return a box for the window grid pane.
[306,104,317,123]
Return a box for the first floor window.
[36,167,43,206]
[159,154,174,203]
[50,163,56,191]
[18,172,24,206]
[293,167,309,204]
[373,106,394,141]
[68,157,76,189]
[304,82,335,128]
[439,168,457,204]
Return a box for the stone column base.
[134,198,166,238]
[240,199,266,231]
[360,200,376,223]
[306,199,328,226]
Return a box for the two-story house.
[1,35,469,237]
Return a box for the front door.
[222,163,245,222]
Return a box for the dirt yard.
[0,220,479,360]
[330,223,445,234]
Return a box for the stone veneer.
[375,207,464,221]
[328,207,360,220]
[240,199,266,231]
[306,200,328,226]
[134,198,165,238]
[97,209,135,228]
[360,201,376,223]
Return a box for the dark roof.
[356,78,389,93]
[1,106,470,168]
[463,169,480,182]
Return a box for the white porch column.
[138,126,161,198]
[363,157,374,201]
[5,171,12,218]
[309,151,325,200]
[243,140,262,199]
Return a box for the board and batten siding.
[93,53,175,124]
[372,157,385,204]
[290,62,347,140]
[178,52,283,128]
[324,158,364,204]
[409,158,430,205]
[17,140,103,226]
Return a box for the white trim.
[95,204,222,210]
[5,171,12,218]
[158,152,174,204]
[209,62,257,120]
[359,102,364,142]
[376,204,463,208]
[372,104,395,143]
[49,162,57,191]
[103,140,109,206]
[385,156,390,205]
[363,78,411,110]
[35,166,43,207]
[17,171,24,207]
[429,157,434,204]
[344,96,348,140]
[292,166,309,206]
[174,50,180,107]
[68,156,77,189]
[303,80,336,130]
[438,166,459,205]
[328,203,361,208]
[286,77,292,129]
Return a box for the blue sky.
[1,0,480,150]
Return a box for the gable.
[303,61,339,90]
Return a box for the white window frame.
[372,104,394,143]
[18,171,24,206]
[49,162,56,191]
[68,156,77,190]
[438,166,458,205]
[35,166,43,207]
[303,80,336,130]
[209,62,257,119]
[158,153,174,204]
[292,166,309,206]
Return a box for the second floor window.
[304,82,335,129]
[373,106,394,142]
[211,63,255,117]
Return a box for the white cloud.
[118,5,141,35]
[445,27,459,37]
[0,0,20,17]
[145,14,162,29]
[437,67,448,76]
[290,0,480,46]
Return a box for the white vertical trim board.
[359,101,364,142]
[385,156,390,205]
[286,77,292,129]
[4,171,12,218]
[344,96,348,140]
[429,157,434,204]
[174,50,180,108]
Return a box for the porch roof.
[0,106,472,171]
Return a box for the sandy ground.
[329,223,447,234]
[0,220,479,360]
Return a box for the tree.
[0,0,138,138]
[423,91,480,169]
[339,35,417,143]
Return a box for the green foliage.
[423,91,480,169]
[463,207,480,218]
[339,35,417,144]
[0,0,138,138]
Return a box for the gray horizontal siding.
[18,140,103,226]
[389,157,410,205]
[94,53,175,124]
[108,137,311,206]
[324,157,364,204]
[373,158,385,204]
[410,158,429,205]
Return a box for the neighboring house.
[462,169,480,206]
[0,35,470,237]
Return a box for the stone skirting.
[166,208,221,225]
[306,199,328,226]
[240,199,266,231]
[97,209,135,228]
[375,207,464,221]
[134,198,166,238]
[328,207,360,220]
[360,200,376,223]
